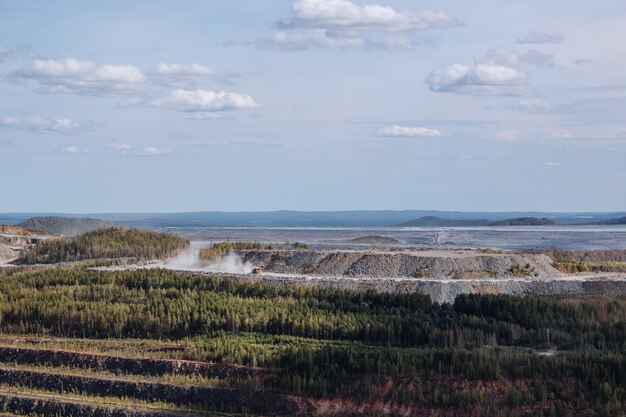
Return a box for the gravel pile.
[239,249,561,279]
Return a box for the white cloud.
[12,58,147,95]
[426,63,530,96]
[240,0,459,50]
[542,128,572,139]
[60,145,88,154]
[187,112,235,121]
[283,0,460,32]
[545,161,561,166]
[516,31,564,44]
[262,30,367,50]
[151,89,260,112]
[107,143,132,151]
[256,29,414,50]
[0,44,13,62]
[107,143,172,156]
[480,48,555,69]
[154,63,238,85]
[0,116,84,134]
[376,125,442,138]
[517,98,572,112]
[123,146,172,157]
[494,129,518,141]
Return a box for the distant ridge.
[18,216,115,236]
[399,216,556,227]
[490,217,555,226]
[592,217,626,225]
[2,210,626,228]
[398,216,491,227]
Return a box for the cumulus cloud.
[376,125,442,138]
[261,30,367,50]
[233,0,459,50]
[151,89,260,112]
[282,0,460,32]
[0,44,13,62]
[11,58,147,95]
[426,63,530,96]
[0,116,84,134]
[60,145,88,154]
[259,29,415,50]
[154,63,239,86]
[516,31,564,44]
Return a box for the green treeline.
[2,267,626,414]
[16,228,189,264]
[1,267,625,348]
[198,241,308,260]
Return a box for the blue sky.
[1,0,625,212]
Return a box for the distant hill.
[398,216,491,227]
[592,217,626,225]
[490,217,555,226]
[349,235,400,244]
[399,216,556,227]
[18,216,115,236]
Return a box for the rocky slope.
[238,249,560,279]
[0,226,53,264]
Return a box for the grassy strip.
[553,260,626,273]
[0,385,220,415]
[0,362,232,390]
[198,241,308,260]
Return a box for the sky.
[1,0,625,213]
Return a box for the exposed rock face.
[0,225,53,263]
[238,249,561,279]
[231,273,626,304]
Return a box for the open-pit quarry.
[226,248,626,303]
[97,246,626,304]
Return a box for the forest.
[0,267,625,415]
[16,228,189,264]
[198,241,308,260]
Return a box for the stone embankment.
[238,273,626,304]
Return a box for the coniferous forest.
[1,266,626,415]
[16,228,189,264]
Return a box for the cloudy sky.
[1,0,625,212]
